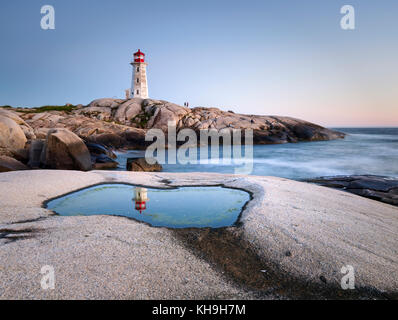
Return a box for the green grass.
[0,105,13,109]
[132,106,156,128]
[133,113,152,128]
[18,104,77,113]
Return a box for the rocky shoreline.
[306,175,398,207]
[0,102,396,299]
[3,102,398,207]
[1,98,344,172]
[0,170,397,299]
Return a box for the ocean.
[115,128,398,180]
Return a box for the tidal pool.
[45,184,251,228]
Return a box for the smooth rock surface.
[126,157,162,172]
[0,109,35,140]
[41,129,92,171]
[91,154,118,170]
[0,171,397,299]
[85,142,117,159]
[0,115,27,151]
[0,156,29,172]
[86,142,119,170]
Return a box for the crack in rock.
[0,227,42,245]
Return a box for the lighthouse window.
[136,78,139,83]
[137,67,140,72]
[137,90,139,94]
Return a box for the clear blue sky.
[0,0,397,126]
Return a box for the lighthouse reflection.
[133,187,149,214]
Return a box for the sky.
[0,0,397,127]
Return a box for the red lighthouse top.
[134,49,145,63]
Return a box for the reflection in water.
[46,184,250,228]
[133,187,149,214]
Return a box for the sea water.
[115,128,398,180]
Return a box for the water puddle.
[45,184,250,228]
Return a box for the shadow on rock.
[172,227,397,300]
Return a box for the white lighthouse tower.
[130,49,148,99]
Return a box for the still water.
[46,184,250,228]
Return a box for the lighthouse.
[133,187,149,214]
[130,49,149,99]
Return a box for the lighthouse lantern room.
[130,49,149,99]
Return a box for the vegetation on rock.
[18,104,77,114]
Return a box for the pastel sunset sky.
[0,0,397,127]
